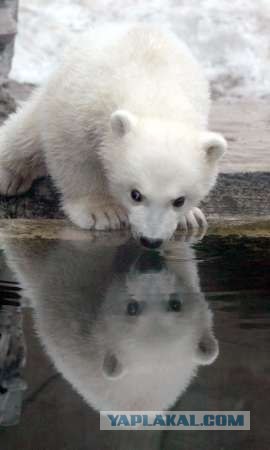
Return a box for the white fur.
[5,237,219,411]
[0,24,226,240]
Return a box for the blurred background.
[10,0,270,98]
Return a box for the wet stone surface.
[0,172,269,221]
[0,231,269,449]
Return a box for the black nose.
[140,237,163,249]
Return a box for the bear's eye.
[126,300,142,316]
[167,294,182,312]
[131,189,143,202]
[172,196,185,208]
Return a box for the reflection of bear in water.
[5,238,218,411]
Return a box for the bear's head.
[74,248,219,410]
[103,110,227,247]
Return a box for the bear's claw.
[178,207,208,232]
[64,199,129,230]
[0,166,34,197]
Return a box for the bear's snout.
[140,237,163,250]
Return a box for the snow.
[10,0,270,97]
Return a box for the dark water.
[0,234,269,450]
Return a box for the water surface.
[0,233,269,449]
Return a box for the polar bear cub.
[0,24,226,247]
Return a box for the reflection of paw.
[0,166,33,196]
[64,199,129,230]
[178,207,208,232]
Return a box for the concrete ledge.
[201,172,270,217]
[0,217,269,241]
[0,172,269,222]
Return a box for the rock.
[0,2,18,120]
[0,1,18,83]
[0,6,17,45]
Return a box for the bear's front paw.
[0,166,34,197]
[64,199,129,230]
[178,207,208,232]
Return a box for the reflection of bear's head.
[5,237,218,411]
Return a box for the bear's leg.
[54,160,128,230]
[0,93,47,197]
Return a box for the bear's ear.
[102,351,125,379]
[201,132,227,163]
[110,110,137,137]
[194,330,219,366]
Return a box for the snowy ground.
[10,0,270,98]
